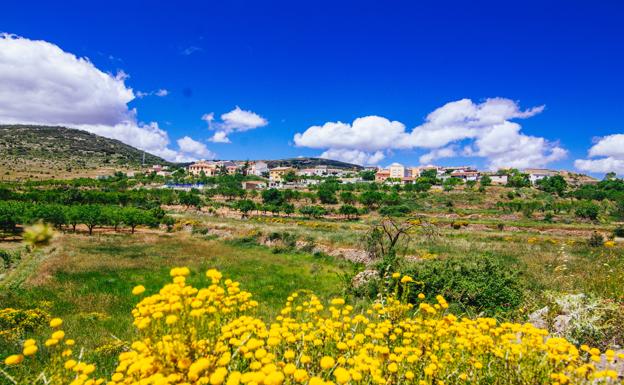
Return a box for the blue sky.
[1,0,623,174]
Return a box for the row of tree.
[0,201,172,235]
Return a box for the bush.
[575,201,600,220]
[405,254,524,316]
[588,232,604,247]
[0,249,20,269]
[613,226,624,238]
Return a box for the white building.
[388,163,406,178]
[525,169,558,184]
[249,161,269,176]
[489,175,508,185]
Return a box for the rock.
[352,270,379,289]
[527,306,549,329]
[552,314,572,335]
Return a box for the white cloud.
[136,89,169,98]
[419,147,457,164]
[177,136,215,160]
[320,148,385,165]
[0,33,207,162]
[204,106,268,143]
[294,98,564,169]
[575,134,624,175]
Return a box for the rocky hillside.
[0,125,167,179]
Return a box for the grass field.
[0,231,355,374]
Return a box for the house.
[297,168,317,177]
[249,161,269,176]
[488,174,508,185]
[388,163,407,178]
[187,160,218,176]
[375,169,390,182]
[241,180,266,190]
[524,168,558,184]
[269,167,295,183]
[450,170,479,181]
[218,161,239,175]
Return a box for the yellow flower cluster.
[3,317,104,385]
[4,268,624,385]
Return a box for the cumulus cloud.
[204,106,268,143]
[177,136,216,160]
[575,134,624,175]
[419,147,457,164]
[294,98,565,168]
[0,33,208,162]
[320,148,385,165]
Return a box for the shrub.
[588,232,604,247]
[0,249,20,269]
[405,254,524,316]
[575,201,600,220]
[613,226,624,238]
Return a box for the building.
[241,180,267,190]
[296,168,317,177]
[249,161,269,176]
[450,170,479,181]
[524,169,558,184]
[375,169,390,182]
[488,174,508,185]
[388,163,406,178]
[269,167,295,183]
[187,161,218,176]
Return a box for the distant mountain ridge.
[0,124,167,179]
[263,157,363,170]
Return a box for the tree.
[283,171,298,183]
[575,201,600,221]
[102,206,123,231]
[360,170,376,181]
[340,191,356,204]
[359,191,384,209]
[339,204,359,219]
[419,169,438,183]
[299,205,327,218]
[480,175,492,187]
[262,189,284,206]
[122,207,148,234]
[317,186,338,204]
[282,203,295,216]
[179,192,202,209]
[537,175,568,196]
[80,205,103,235]
[233,199,256,218]
[364,216,419,261]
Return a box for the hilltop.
[0,125,167,179]
[263,157,363,170]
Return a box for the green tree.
[233,199,256,218]
[537,175,568,196]
[339,204,359,219]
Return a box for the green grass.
[0,232,353,374]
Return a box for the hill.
[263,157,363,170]
[0,125,167,179]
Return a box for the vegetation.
[3,268,623,384]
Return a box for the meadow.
[1,173,623,383]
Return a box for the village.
[141,159,599,191]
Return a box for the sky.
[1,0,623,175]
